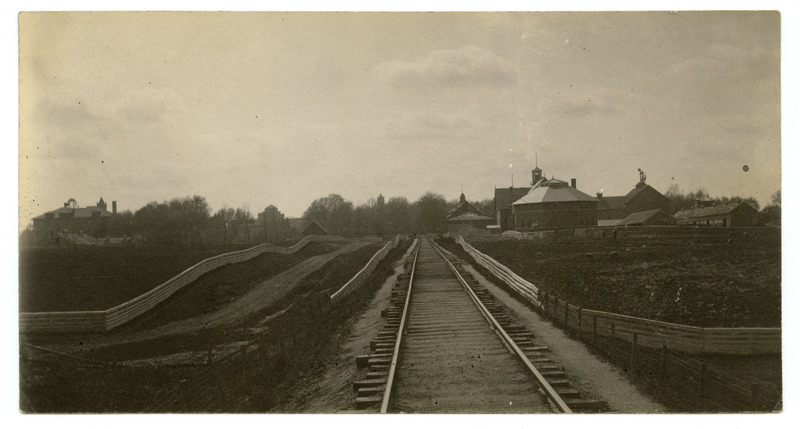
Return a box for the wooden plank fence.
[329,235,401,304]
[20,235,348,333]
[456,236,781,355]
[455,235,782,412]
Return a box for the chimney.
[596,192,603,198]
[571,178,577,188]
[112,201,117,215]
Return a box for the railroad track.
[353,237,608,413]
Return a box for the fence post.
[554,297,560,324]
[543,292,548,317]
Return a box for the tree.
[261,205,291,243]
[303,194,354,236]
[761,189,781,225]
[412,192,449,233]
[385,196,412,234]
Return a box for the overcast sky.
[18,11,781,225]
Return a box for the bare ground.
[269,241,417,413]
[44,241,371,354]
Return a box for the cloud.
[376,45,517,89]
[384,111,478,141]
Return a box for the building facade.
[512,177,598,230]
[32,197,115,246]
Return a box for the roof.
[447,212,495,222]
[618,209,668,226]
[493,186,530,210]
[289,218,332,235]
[596,195,627,211]
[623,182,669,203]
[513,178,597,205]
[33,206,112,220]
[447,198,487,220]
[301,220,330,235]
[673,202,757,220]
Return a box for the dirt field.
[19,239,408,412]
[451,228,780,328]
[20,242,264,312]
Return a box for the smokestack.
[112,201,117,215]
[571,178,577,188]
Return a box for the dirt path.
[60,241,371,351]
[461,263,666,413]
[271,240,417,413]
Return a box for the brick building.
[511,176,598,230]
[32,197,116,246]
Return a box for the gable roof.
[493,186,531,210]
[447,199,486,220]
[673,201,757,220]
[301,220,330,235]
[596,195,627,211]
[513,178,597,205]
[623,182,669,203]
[33,206,112,220]
[618,209,669,226]
[447,212,495,222]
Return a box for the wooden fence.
[330,235,401,305]
[456,236,781,355]
[455,236,782,412]
[20,235,348,333]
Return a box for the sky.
[18,11,781,226]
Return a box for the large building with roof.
[511,175,598,230]
[673,201,759,227]
[32,197,116,246]
[446,193,495,236]
[595,170,671,226]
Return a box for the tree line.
[18,191,488,246]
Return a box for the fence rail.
[454,235,781,412]
[330,235,401,304]
[456,236,780,355]
[20,235,348,333]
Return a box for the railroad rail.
[353,238,607,413]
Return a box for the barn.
[673,201,759,227]
[446,193,495,236]
[596,170,670,226]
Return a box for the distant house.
[512,176,598,230]
[32,197,115,246]
[446,193,494,236]
[288,218,331,236]
[617,208,674,226]
[673,201,759,227]
[596,170,670,226]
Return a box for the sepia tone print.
[18,11,781,413]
